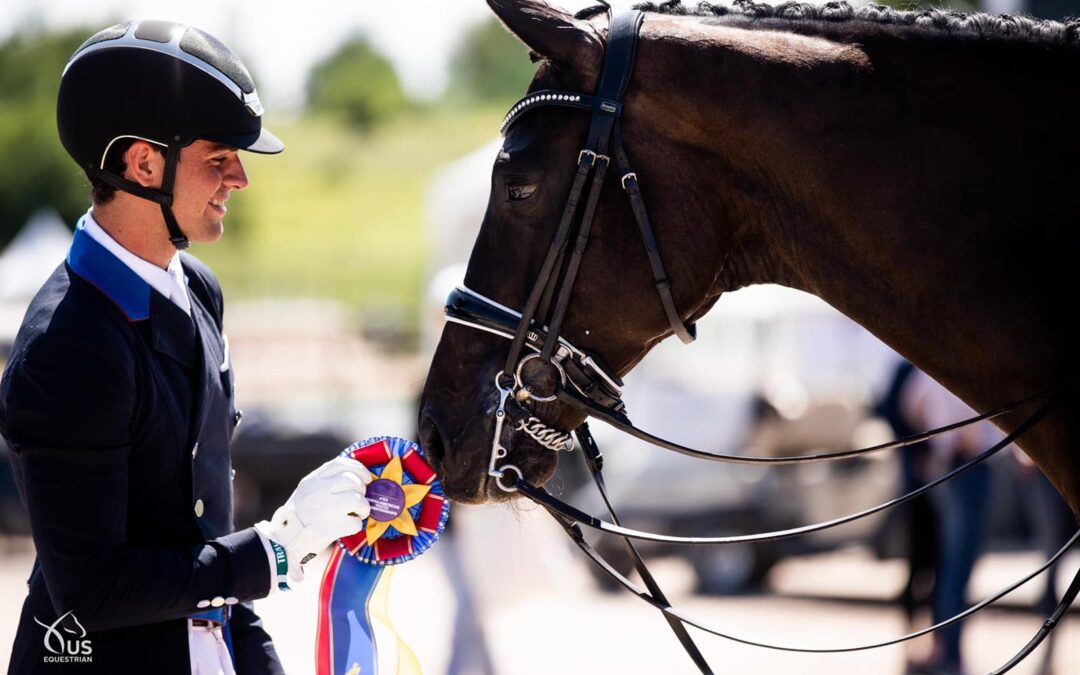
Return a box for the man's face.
[171,140,249,243]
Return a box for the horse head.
[421,0,1080,520]
[419,0,732,503]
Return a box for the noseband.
[444,9,1080,674]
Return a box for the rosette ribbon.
[316,436,450,675]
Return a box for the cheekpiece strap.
[613,122,697,344]
[582,10,645,165]
[596,11,644,103]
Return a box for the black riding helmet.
[57,19,284,250]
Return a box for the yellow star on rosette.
[365,455,432,545]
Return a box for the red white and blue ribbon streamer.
[316,436,450,675]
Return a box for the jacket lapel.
[149,292,197,368]
[187,285,222,444]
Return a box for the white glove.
[255,456,372,583]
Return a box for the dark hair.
[87,139,167,205]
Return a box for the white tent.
[0,208,72,344]
[0,208,71,301]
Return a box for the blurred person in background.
[0,21,371,674]
[876,359,939,651]
[902,368,1000,675]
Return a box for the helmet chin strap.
[89,144,190,250]
[158,145,189,250]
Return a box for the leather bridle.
[444,8,1080,674]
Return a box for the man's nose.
[224,155,249,190]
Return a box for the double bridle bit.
[446,8,1080,675]
[515,416,574,453]
[487,364,574,494]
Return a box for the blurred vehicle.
[228,412,355,529]
[567,284,901,593]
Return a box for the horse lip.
[419,412,492,504]
[417,414,446,475]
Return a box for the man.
[902,369,1000,675]
[0,21,371,674]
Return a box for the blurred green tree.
[0,29,88,246]
[447,19,536,107]
[306,35,408,131]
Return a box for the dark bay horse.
[418,0,1080,522]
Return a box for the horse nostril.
[418,416,445,468]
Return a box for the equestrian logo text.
[34,610,93,663]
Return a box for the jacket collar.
[67,221,198,368]
[66,220,151,322]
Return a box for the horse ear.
[487,0,602,67]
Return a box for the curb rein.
[445,9,1080,674]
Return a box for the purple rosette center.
[366,479,406,522]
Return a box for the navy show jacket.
[0,225,284,674]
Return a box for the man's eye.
[507,183,537,201]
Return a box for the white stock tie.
[166,258,193,316]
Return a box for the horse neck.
[639,18,1080,408]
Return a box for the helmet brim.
[203,126,284,154]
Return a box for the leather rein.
[444,9,1080,674]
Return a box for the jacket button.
[194,499,205,517]
[210,597,225,608]
[196,599,210,609]
[224,597,238,606]
[191,442,200,459]
[234,410,244,427]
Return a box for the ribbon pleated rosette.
[316,436,450,675]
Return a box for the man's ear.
[487,0,603,69]
[123,141,164,189]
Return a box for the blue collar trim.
[66,219,151,322]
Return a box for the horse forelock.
[626,1,1080,47]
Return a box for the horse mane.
[577,0,1080,47]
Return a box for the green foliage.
[306,36,408,131]
[193,106,505,331]
[447,19,537,107]
[0,29,89,246]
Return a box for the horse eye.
[507,183,538,201]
